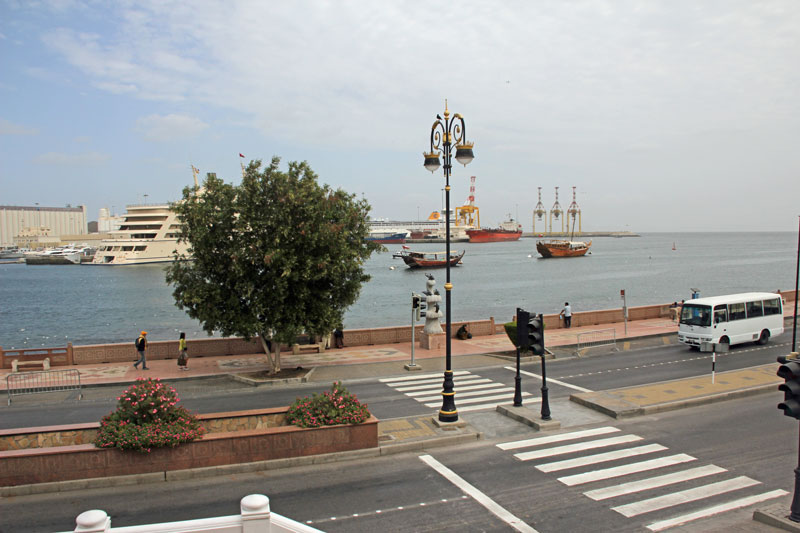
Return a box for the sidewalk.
[0,316,681,391]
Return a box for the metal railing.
[6,369,82,405]
[575,328,618,356]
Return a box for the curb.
[570,382,777,419]
[228,367,317,387]
[0,431,482,497]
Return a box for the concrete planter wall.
[0,407,378,487]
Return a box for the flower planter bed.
[0,407,378,487]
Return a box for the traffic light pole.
[791,424,800,522]
[540,345,551,421]
[514,308,528,407]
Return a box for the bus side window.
[714,305,727,324]
[729,302,746,321]
[764,298,782,316]
[746,300,763,318]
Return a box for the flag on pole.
[239,153,245,158]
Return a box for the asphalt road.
[3,392,793,533]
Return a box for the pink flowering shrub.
[286,382,370,428]
[94,378,205,453]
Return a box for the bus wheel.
[719,336,730,350]
[757,330,770,345]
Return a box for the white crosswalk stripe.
[382,370,527,413]
[497,426,620,451]
[536,444,667,473]
[611,476,761,517]
[584,465,728,501]
[515,435,643,462]
[496,427,787,530]
[645,490,788,531]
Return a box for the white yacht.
[91,203,188,265]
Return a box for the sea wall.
[0,407,379,486]
[1,319,497,368]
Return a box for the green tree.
[166,157,381,373]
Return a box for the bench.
[11,358,50,372]
[292,342,326,355]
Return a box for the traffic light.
[778,355,800,419]
[516,309,531,350]
[414,293,427,321]
[528,313,545,356]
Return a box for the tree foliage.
[165,157,381,372]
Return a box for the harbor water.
[0,232,796,350]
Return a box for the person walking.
[134,331,149,370]
[177,332,188,370]
[560,302,572,328]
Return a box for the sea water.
[0,232,796,349]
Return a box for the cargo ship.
[366,230,409,244]
[466,217,522,243]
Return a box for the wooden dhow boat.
[535,239,592,258]
[396,249,465,268]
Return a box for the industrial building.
[0,205,87,248]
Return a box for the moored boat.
[536,239,592,258]
[396,249,465,268]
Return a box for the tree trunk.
[259,335,281,374]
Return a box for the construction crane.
[567,186,582,235]
[550,186,564,234]
[533,187,546,234]
[455,175,480,228]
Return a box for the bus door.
[713,304,728,342]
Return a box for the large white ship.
[91,203,188,265]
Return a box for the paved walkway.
[0,316,681,391]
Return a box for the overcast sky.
[2,1,799,232]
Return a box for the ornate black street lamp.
[423,100,475,423]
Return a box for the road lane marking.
[558,454,696,486]
[424,392,531,408]
[536,444,667,473]
[498,426,621,451]
[395,378,491,391]
[584,464,727,501]
[419,454,538,533]
[413,387,515,402]
[646,489,788,531]
[406,382,509,396]
[380,370,471,382]
[459,399,541,413]
[504,366,593,392]
[612,476,760,517]
[515,435,643,461]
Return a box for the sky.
[1,0,799,232]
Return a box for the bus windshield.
[680,303,711,327]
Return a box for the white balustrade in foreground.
[59,494,323,533]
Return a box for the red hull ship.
[466,216,522,243]
[466,228,522,243]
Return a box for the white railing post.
[241,494,271,533]
[74,510,110,533]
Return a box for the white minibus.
[677,292,784,349]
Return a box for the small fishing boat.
[535,239,592,258]
[396,249,465,268]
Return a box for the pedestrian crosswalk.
[497,426,787,531]
[380,370,536,413]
